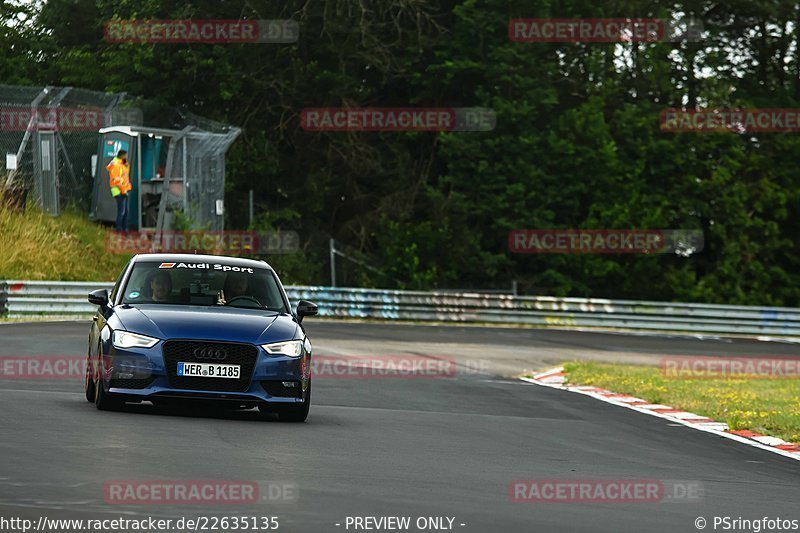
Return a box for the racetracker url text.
[0,515,280,532]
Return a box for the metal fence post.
[4,86,50,188]
[249,189,254,227]
[330,238,336,287]
[0,281,7,316]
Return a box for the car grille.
[110,376,156,390]
[162,340,258,392]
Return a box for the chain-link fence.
[0,84,239,230]
[171,127,240,230]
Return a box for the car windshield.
[120,261,288,312]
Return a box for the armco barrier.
[1,280,800,336]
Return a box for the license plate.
[177,362,241,379]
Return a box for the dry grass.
[0,202,131,281]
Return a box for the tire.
[94,352,123,411]
[276,384,311,423]
[84,353,96,403]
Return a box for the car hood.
[113,304,300,344]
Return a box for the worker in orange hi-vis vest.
[107,150,132,231]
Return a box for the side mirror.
[296,300,318,323]
[88,289,110,308]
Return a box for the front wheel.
[84,353,95,403]
[94,353,123,411]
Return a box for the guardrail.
[2,280,800,336]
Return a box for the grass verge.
[0,203,131,281]
[562,361,800,443]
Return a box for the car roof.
[131,253,273,271]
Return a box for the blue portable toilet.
[90,125,239,231]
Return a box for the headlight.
[262,340,303,357]
[112,330,159,349]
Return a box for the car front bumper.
[102,342,310,405]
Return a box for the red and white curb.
[520,367,800,462]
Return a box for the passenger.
[146,270,173,302]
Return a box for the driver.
[147,270,173,302]
[223,273,249,299]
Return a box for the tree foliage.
[4,0,800,303]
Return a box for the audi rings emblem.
[193,347,228,360]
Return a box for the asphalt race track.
[1,320,799,533]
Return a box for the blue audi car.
[85,254,317,422]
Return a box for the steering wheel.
[226,295,263,308]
